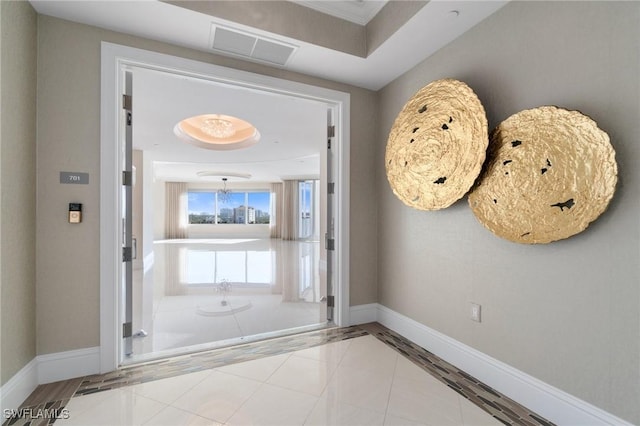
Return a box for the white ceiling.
[29,0,508,91]
[291,0,388,25]
[28,0,508,184]
[134,67,325,183]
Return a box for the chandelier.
[217,178,232,203]
[174,114,260,151]
[201,118,236,139]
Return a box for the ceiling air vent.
[210,25,297,66]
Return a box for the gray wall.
[0,1,37,385]
[35,15,378,355]
[377,2,639,423]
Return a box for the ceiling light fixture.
[218,178,232,203]
[174,114,260,151]
[201,118,236,138]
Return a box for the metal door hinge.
[123,322,132,338]
[327,182,335,194]
[122,170,133,186]
[326,295,335,307]
[325,237,335,251]
[327,125,335,138]
[123,246,133,262]
[122,94,132,111]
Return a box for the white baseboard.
[350,303,631,426]
[349,303,378,325]
[37,347,101,385]
[0,358,38,415]
[1,347,101,413]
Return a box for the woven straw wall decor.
[385,79,488,210]
[468,106,617,244]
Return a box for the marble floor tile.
[129,370,211,405]
[225,383,318,426]
[290,338,352,365]
[142,406,219,426]
[266,355,336,396]
[216,353,290,382]
[305,394,386,426]
[5,324,554,426]
[56,388,166,426]
[171,371,261,423]
[321,362,395,413]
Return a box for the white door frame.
[100,42,351,373]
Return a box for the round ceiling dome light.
[174,114,260,150]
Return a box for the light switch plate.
[470,303,481,322]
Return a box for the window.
[188,192,215,224]
[188,190,271,225]
[248,192,271,224]
[218,193,246,224]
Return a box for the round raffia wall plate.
[385,79,488,210]
[468,106,617,244]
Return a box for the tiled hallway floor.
[5,324,554,426]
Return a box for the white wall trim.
[37,347,100,385]
[0,358,38,415]
[349,303,378,325]
[1,347,101,413]
[349,303,631,426]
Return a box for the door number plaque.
[60,172,89,185]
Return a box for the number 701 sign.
[60,171,89,184]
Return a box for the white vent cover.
[210,25,297,66]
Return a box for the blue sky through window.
[248,192,270,213]
[188,192,214,215]
[188,191,271,218]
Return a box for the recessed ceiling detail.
[292,0,388,25]
[174,114,261,151]
[196,171,252,181]
[210,24,298,66]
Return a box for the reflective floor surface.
[6,325,554,426]
[131,239,326,362]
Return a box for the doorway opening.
[100,43,350,372]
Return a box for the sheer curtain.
[270,182,283,238]
[165,182,188,239]
[281,180,299,241]
[164,245,186,295]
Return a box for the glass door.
[298,180,319,240]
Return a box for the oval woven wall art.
[385,79,488,210]
[468,106,617,244]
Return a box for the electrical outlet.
[470,303,481,322]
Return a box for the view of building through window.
[188,191,270,224]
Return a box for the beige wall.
[35,15,379,355]
[376,1,640,423]
[5,2,638,421]
[0,1,37,385]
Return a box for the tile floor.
[131,239,325,362]
[4,324,554,426]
